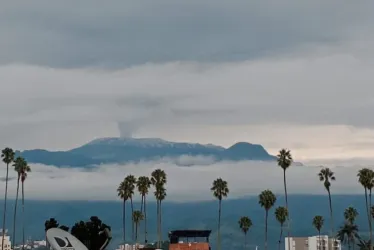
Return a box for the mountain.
[0,195,368,249]
[19,137,276,167]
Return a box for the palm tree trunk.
[278,225,283,250]
[327,189,334,239]
[244,232,247,248]
[318,230,321,249]
[144,195,147,243]
[135,223,138,243]
[1,163,9,250]
[140,195,144,213]
[160,200,163,248]
[130,197,134,242]
[265,209,268,250]
[22,181,25,250]
[218,199,222,250]
[365,188,370,225]
[156,200,160,249]
[283,169,291,250]
[370,189,373,249]
[123,199,126,242]
[12,175,20,247]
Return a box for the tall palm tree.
[238,216,252,248]
[337,222,359,250]
[20,161,30,250]
[1,148,14,250]
[258,189,276,250]
[358,168,374,246]
[211,178,229,250]
[12,156,27,247]
[133,210,144,243]
[154,184,166,249]
[277,148,292,250]
[117,179,130,242]
[312,215,324,249]
[151,169,167,249]
[345,206,359,249]
[275,206,288,250]
[124,175,137,241]
[318,167,336,240]
[136,176,151,243]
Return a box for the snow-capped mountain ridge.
[20,137,275,167]
[87,137,225,150]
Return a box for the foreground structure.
[168,230,211,250]
[0,229,11,250]
[285,235,341,250]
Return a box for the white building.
[0,234,12,250]
[116,243,145,250]
[285,235,341,250]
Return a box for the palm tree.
[136,176,151,243]
[275,206,288,250]
[12,156,27,246]
[133,210,144,243]
[345,207,359,225]
[318,167,336,240]
[337,222,359,250]
[20,161,30,250]
[117,179,130,242]
[124,175,137,241]
[238,216,252,248]
[358,168,374,246]
[1,148,14,250]
[258,189,276,250]
[312,215,324,249]
[151,169,167,249]
[345,206,359,249]
[277,149,292,250]
[211,178,229,250]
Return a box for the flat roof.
[168,230,212,238]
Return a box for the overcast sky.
[1,0,374,161]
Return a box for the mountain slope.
[20,137,275,167]
[0,195,367,249]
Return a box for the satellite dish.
[46,228,88,250]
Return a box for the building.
[285,235,341,250]
[0,229,11,250]
[116,243,146,250]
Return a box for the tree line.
[116,169,167,249]
[116,149,374,250]
[3,146,374,250]
[44,216,111,250]
[1,148,31,250]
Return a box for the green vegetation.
[3,146,374,250]
[44,216,111,250]
[238,216,252,248]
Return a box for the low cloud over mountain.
[0,156,367,201]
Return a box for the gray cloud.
[0,1,373,68]
[0,157,368,201]
[1,0,374,156]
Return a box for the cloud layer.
[1,0,373,68]
[1,0,374,160]
[0,157,368,201]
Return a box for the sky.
[1,1,374,200]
